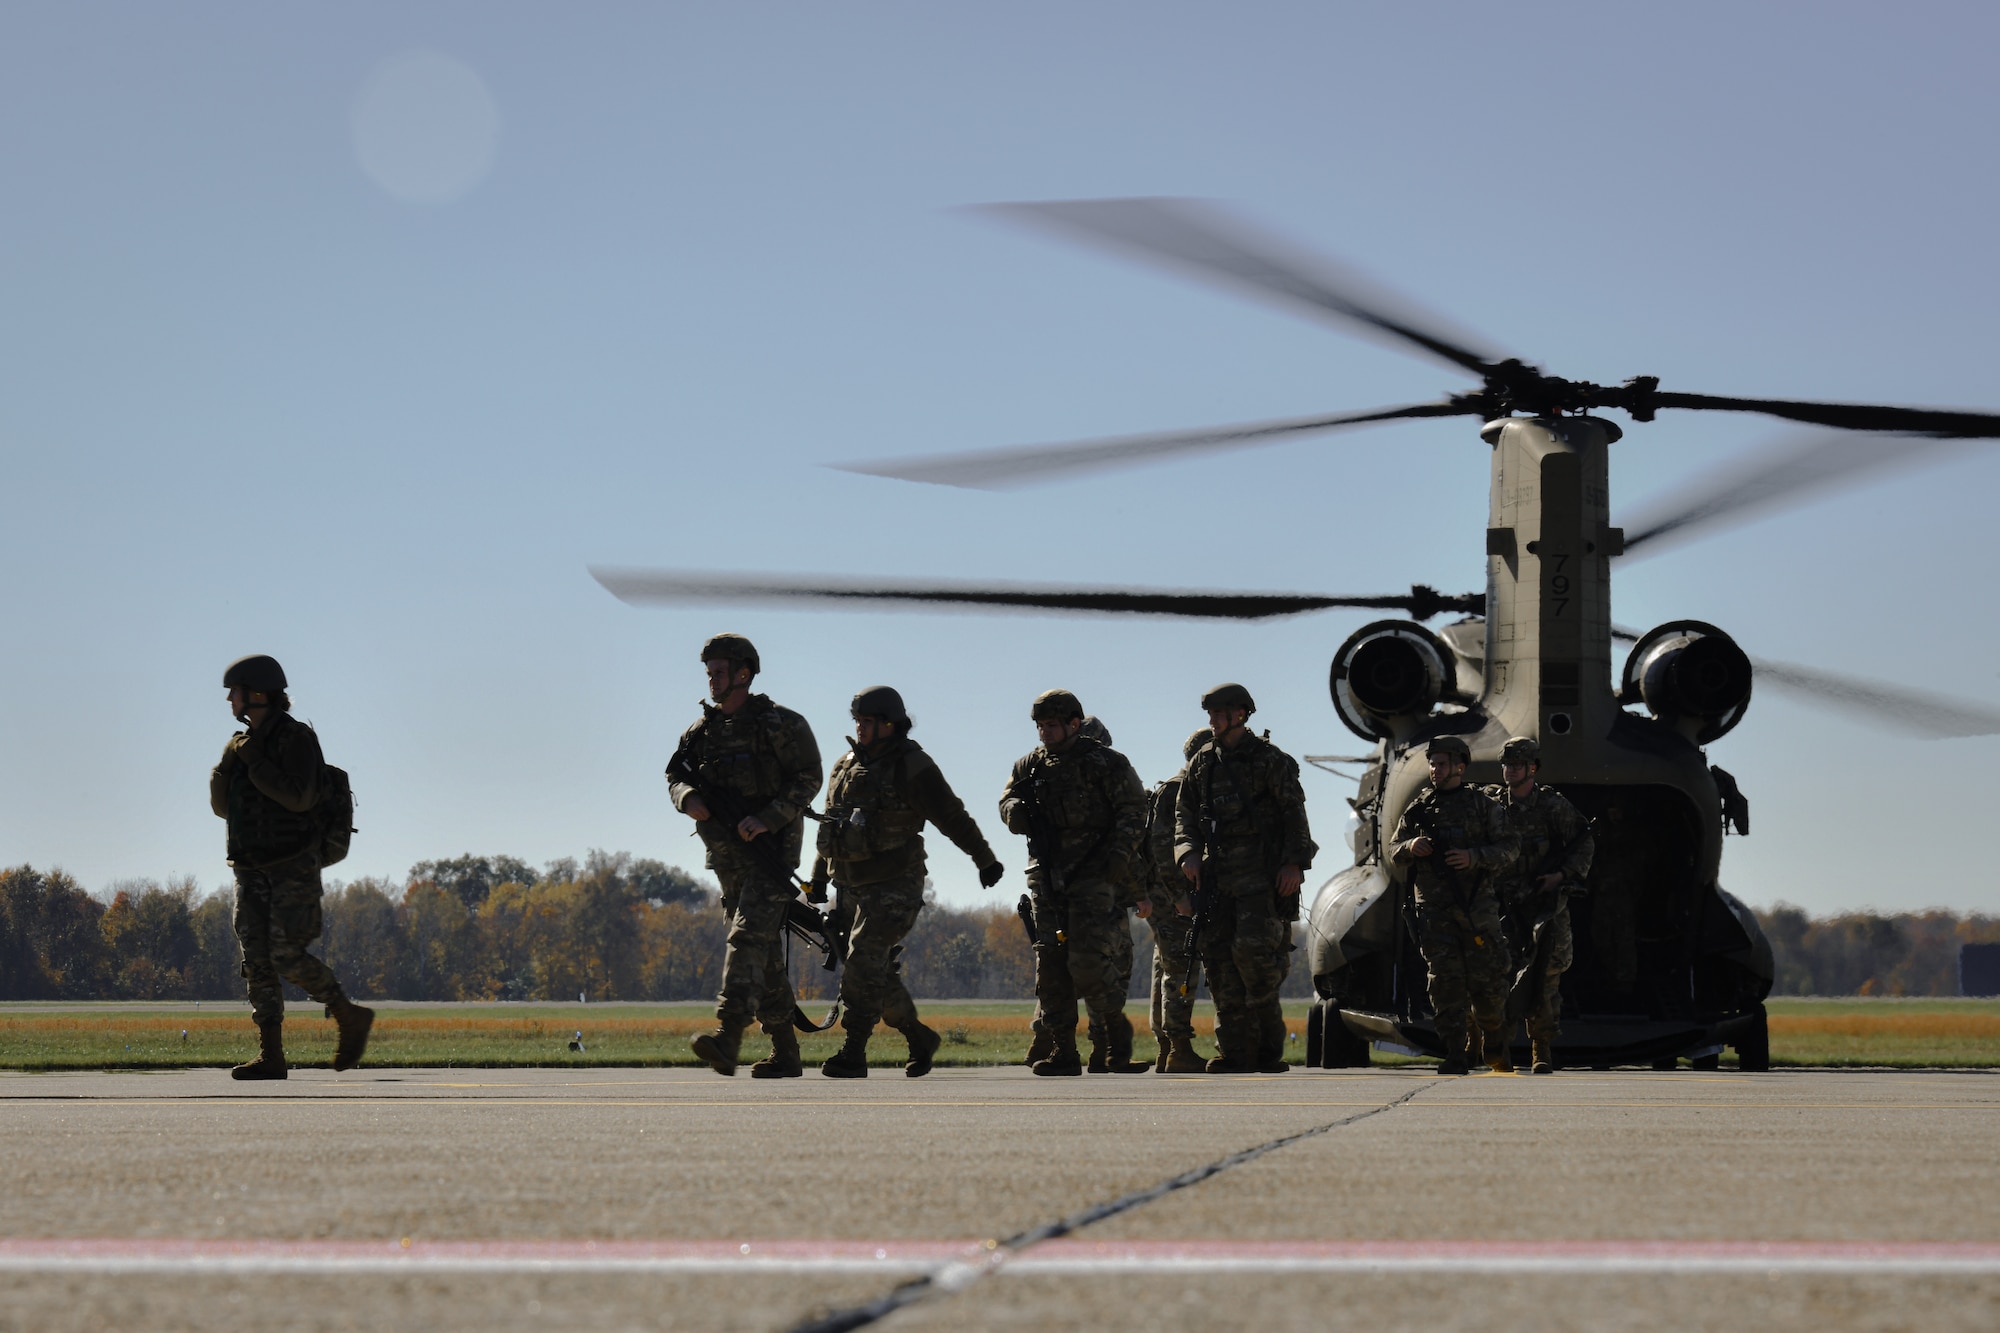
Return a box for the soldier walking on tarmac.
[999,690,1148,1076]
[812,686,1005,1079]
[1389,735,1519,1075]
[1487,736,1593,1075]
[210,655,372,1079]
[669,634,823,1077]
[1174,686,1315,1074]
[1145,728,1212,1073]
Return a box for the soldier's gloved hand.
[978,861,1005,889]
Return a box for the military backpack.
[314,762,356,867]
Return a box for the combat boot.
[751,1025,804,1079]
[1032,1045,1083,1077]
[1435,1025,1469,1075]
[1486,1030,1515,1074]
[1102,1014,1151,1073]
[327,996,375,1072]
[1531,1038,1555,1075]
[821,1030,871,1079]
[1085,1021,1109,1074]
[231,1021,287,1081]
[1024,1027,1055,1068]
[691,1023,744,1077]
[899,1021,941,1078]
[1160,1033,1207,1074]
[1204,1050,1255,1073]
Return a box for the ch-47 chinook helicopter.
[592,198,2000,1071]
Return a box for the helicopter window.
[1547,712,1573,735]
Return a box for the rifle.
[668,741,844,1032]
[1015,761,1116,946]
[1503,823,1592,1023]
[1179,788,1219,999]
[1405,798,1471,910]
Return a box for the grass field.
[0,998,1994,1071]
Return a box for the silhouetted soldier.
[210,655,372,1079]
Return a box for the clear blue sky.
[4,4,1997,914]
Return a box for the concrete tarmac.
[2,1065,1996,1331]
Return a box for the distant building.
[1959,943,2000,998]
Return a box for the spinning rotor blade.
[1618,432,1977,558]
[833,401,1474,490]
[1749,659,2000,740]
[1612,627,2000,739]
[978,198,1508,377]
[591,568,1482,622]
[1650,390,2000,438]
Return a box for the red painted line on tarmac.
[2,1238,1997,1274]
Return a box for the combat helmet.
[222,654,287,694]
[1183,727,1214,760]
[699,633,760,676]
[1500,735,1541,765]
[1426,735,1472,762]
[1031,688,1084,722]
[1200,682,1256,715]
[850,685,908,726]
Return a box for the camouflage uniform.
[1488,783,1593,1045]
[999,734,1147,1063]
[1144,774,1200,1045]
[668,694,822,1036]
[210,711,348,1027]
[814,736,996,1048]
[1389,783,1518,1061]
[1173,734,1316,1070]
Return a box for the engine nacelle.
[1621,619,1753,745]
[1330,620,1455,743]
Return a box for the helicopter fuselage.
[1306,417,1774,1069]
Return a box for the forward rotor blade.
[833,401,1474,490]
[977,198,1507,377]
[1651,390,2000,437]
[1617,431,1977,558]
[590,569,1482,622]
[1612,626,2000,739]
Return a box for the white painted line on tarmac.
[5,1239,1998,1277]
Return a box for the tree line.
[3,859,1996,1002]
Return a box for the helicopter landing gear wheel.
[1734,1006,1770,1072]
[1305,1002,1325,1068]
[1691,1052,1721,1071]
[1651,1057,1678,1071]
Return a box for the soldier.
[1000,690,1149,1076]
[1389,735,1519,1075]
[812,686,1005,1079]
[209,655,373,1080]
[1146,728,1212,1073]
[1174,685,1316,1075]
[668,634,823,1078]
[1078,715,1151,1065]
[1487,736,1593,1076]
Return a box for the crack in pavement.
[787,1080,1434,1333]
